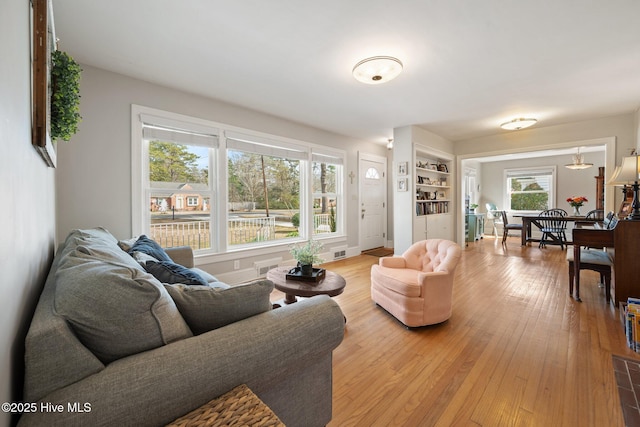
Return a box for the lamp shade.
[606,166,622,185]
[609,155,640,184]
[352,56,403,84]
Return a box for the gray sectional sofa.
[19,228,345,426]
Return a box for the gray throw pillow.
[145,260,209,286]
[164,280,274,334]
[54,246,193,363]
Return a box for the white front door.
[359,153,387,251]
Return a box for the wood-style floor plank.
[271,236,630,426]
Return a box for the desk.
[513,214,599,246]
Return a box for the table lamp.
[607,155,640,220]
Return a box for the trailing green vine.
[51,50,82,141]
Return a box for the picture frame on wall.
[397,178,408,192]
[397,161,408,176]
[31,0,57,167]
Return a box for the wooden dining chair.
[585,209,604,220]
[538,208,568,249]
[499,210,523,244]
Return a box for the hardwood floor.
[272,236,632,426]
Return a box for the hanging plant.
[50,50,82,141]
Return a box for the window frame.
[311,150,344,236]
[504,166,557,212]
[132,105,346,259]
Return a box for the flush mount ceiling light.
[500,118,538,131]
[352,56,403,84]
[565,147,594,170]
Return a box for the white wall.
[392,125,455,253]
[480,151,603,213]
[56,65,385,277]
[0,1,58,425]
[455,114,636,160]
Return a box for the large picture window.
[133,106,345,255]
[505,167,556,211]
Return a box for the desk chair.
[538,208,568,249]
[567,249,612,302]
[567,214,616,302]
[499,211,523,244]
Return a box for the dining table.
[513,213,600,246]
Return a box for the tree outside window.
[227,150,300,246]
[505,167,555,211]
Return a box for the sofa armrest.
[165,246,194,268]
[379,256,407,269]
[18,296,345,427]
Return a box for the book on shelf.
[625,297,640,351]
[415,201,449,216]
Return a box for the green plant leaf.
[50,50,82,141]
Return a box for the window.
[365,167,380,180]
[139,113,219,251]
[312,151,343,235]
[226,131,306,247]
[505,167,556,211]
[133,106,345,255]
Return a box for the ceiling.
[52,0,640,145]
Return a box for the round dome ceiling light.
[500,117,538,130]
[352,56,403,85]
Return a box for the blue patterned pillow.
[145,260,209,286]
[128,235,172,263]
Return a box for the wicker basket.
[166,384,285,427]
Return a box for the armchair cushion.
[370,266,422,297]
[378,256,407,269]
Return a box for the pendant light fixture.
[565,147,593,170]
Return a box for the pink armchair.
[371,239,462,327]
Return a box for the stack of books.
[624,297,640,351]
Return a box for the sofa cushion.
[128,235,173,263]
[164,280,274,334]
[191,267,220,284]
[54,245,193,363]
[145,260,209,286]
[130,250,159,266]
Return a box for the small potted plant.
[289,240,324,276]
[469,203,478,214]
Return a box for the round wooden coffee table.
[266,266,346,305]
